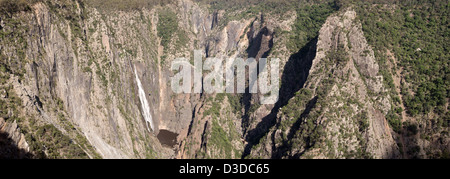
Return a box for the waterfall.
[134,65,154,132]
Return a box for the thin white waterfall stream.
[134,66,154,132]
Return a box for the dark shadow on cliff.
[242,36,318,158]
[0,131,34,159]
[241,26,273,136]
[246,26,272,59]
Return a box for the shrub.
[0,0,34,16]
[208,119,233,158]
[157,9,178,50]
[407,124,418,136]
[86,0,174,12]
[356,1,449,116]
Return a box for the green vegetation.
[0,9,30,82]
[227,94,243,116]
[32,124,88,159]
[208,119,234,158]
[0,87,22,121]
[96,66,108,87]
[281,88,312,120]
[201,93,242,158]
[326,44,349,65]
[195,0,332,12]
[386,110,402,133]
[356,110,369,132]
[157,8,178,50]
[405,123,418,136]
[1,0,447,159]
[287,2,337,52]
[203,95,222,118]
[355,1,449,117]
[156,7,190,64]
[86,0,173,12]
[0,0,38,16]
[203,97,221,118]
[0,83,90,158]
[204,93,243,119]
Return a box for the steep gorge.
[0,0,447,159]
[248,10,399,158]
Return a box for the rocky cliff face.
[0,0,447,159]
[247,9,400,158]
[0,118,30,158]
[1,0,242,159]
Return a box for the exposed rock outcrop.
[248,9,400,159]
[0,118,30,159]
[1,0,446,159]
